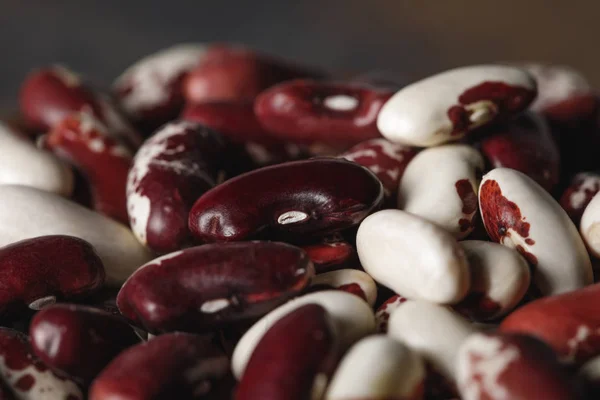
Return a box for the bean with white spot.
[561,172,600,224]
[254,80,394,145]
[46,112,132,223]
[500,281,600,365]
[113,43,209,130]
[127,120,228,253]
[117,241,313,333]
[456,332,581,400]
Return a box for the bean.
[479,168,593,295]
[0,235,104,316]
[0,122,73,196]
[189,158,383,243]
[127,120,228,253]
[29,304,139,383]
[235,304,337,400]
[357,209,470,304]
[377,65,536,147]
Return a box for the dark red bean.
[189,158,383,243]
[500,282,600,365]
[19,66,141,148]
[477,113,560,193]
[0,236,104,317]
[301,239,358,274]
[89,332,231,400]
[181,101,275,143]
[127,120,229,253]
[254,80,393,146]
[183,47,325,103]
[117,241,314,333]
[181,101,307,166]
[0,328,83,399]
[29,304,140,384]
[46,112,132,223]
[546,95,600,179]
[235,304,338,400]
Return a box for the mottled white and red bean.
[377,65,537,147]
[479,168,593,295]
[398,144,484,238]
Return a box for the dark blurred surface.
[2,1,600,109]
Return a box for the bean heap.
[0,43,599,399]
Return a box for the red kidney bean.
[117,241,313,333]
[560,172,600,224]
[29,304,140,384]
[456,332,583,400]
[181,101,306,167]
[189,158,383,243]
[254,80,393,146]
[0,328,83,399]
[182,101,277,143]
[0,235,104,317]
[477,112,560,193]
[183,47,325,103]
[89,332,231,400]
[46,112,132,223]
[545,95,600,178]
[19,65,141,148]
[500,282,600,365]
[236,304,337,400]
[127,120,229,253]
[375,294,406,333]
[339,138,417,203]
[112,44,211,133]
[300,239,358,274]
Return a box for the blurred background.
[2,0,599,109]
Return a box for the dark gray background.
[2,1,599,109]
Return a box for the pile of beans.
[2,43,600,399]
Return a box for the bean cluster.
[1,43,599,399]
